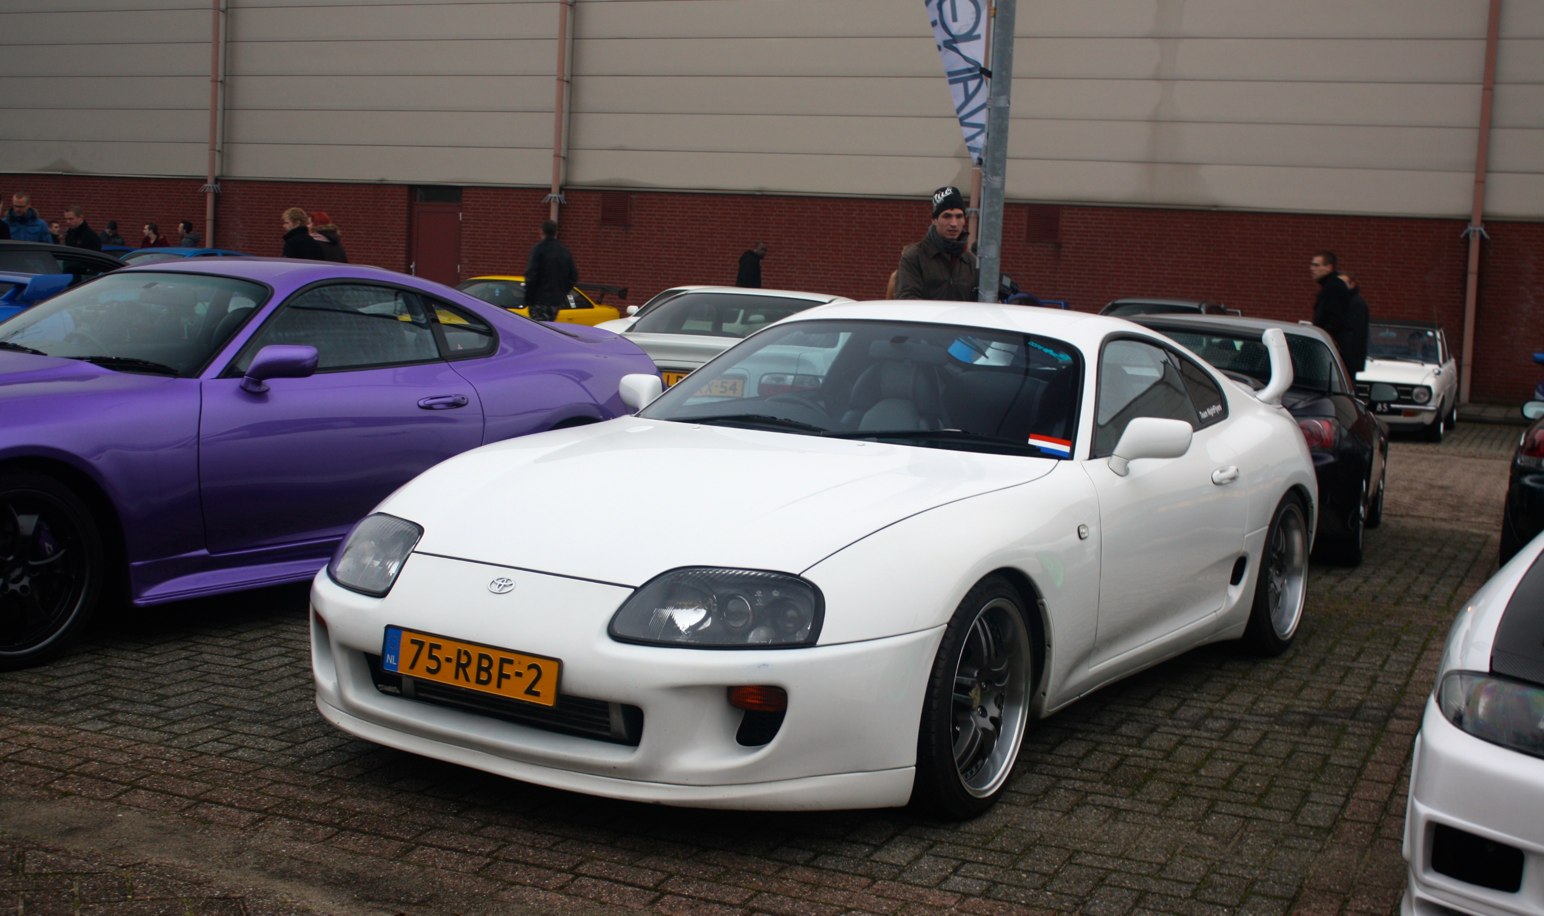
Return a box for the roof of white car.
[788,299,1123,342]
[655,285,851,303]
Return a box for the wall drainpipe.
[1460,0,1501,405]
[547,0,575,222]
[202,0,226,244]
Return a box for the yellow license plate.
[660,370,688,387]
[383,626,560,708]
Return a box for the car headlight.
[610,568,823,648]
[1437,670,1544,759]
[326,514,423,597]
[1412,385,1432,404]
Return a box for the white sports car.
[310,302,1318,818]
[1402,532,1544,915]
[1355,320,1458,442]
[595,285,849,388]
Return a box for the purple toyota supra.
[0,258,656,668]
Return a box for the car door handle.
[418,395,470,410]
[1212,466,1240,486]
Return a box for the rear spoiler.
[576,282,628,303]
[1256,327,1294,406]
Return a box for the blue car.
[0,271,73,321]
[120,247,249,266]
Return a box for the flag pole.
[976,0,1015,302]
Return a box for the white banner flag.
[925,0,989,161]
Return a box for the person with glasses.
[4,191,53,243]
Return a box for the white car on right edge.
[1401,532,1544,915]
[1355,320,1458,442]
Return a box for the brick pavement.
[0,421,1520,915]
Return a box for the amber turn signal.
[727,685,787,713]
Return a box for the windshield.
[0,271,269,377]
[639,319,1082,457]
[629,291,825,338]
[1368,324,1440,362]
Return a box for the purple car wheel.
[0,472,103,670]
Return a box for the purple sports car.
[0,258,656,668]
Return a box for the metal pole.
[975,0,1015,302]
[1459,0,1501,406]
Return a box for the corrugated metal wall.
[1,0,1540,219]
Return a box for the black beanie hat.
[931,185,966,218]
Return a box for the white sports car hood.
[380,417,1059,586]
[1358,359,1436,385]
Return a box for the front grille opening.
[365,653,643,746]
[1431,823,1524,893]
[736,709,785,746]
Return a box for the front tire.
[0,471,104,670]
[911,575,1034,820]
[1425,404,1447,443]
[1244,495,1310,656]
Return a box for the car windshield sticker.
[1029,434,1072,458]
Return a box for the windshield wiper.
[824,428,1044,454]
[71,355,181,376]
[670,413,829,433]
[0,341,47,355]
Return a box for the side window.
[236,283,439,372]
[1175,352,1226,429]
[1093,339,1199,457]
[1288,336,1340,393]
[56,255,115,285]
[431,300,497,357]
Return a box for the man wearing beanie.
[895,185,978,301]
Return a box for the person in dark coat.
[1338,271,1371,377]
[62,205,102,251]
[736,241,766,287]
[281,207,326,259]
[1310,250,1351,349]
[523,219,578,322]
[178,220,201,247]
[307,210,348,262]
[99,220,124,246]
[895,185,978,301]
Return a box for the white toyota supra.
[310,301,1318,818]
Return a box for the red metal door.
[409,195,461,286]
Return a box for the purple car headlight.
[1437,670,1544,759]
[327,514,423,597]
[610,568,823,648]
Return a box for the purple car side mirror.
[241,344,319,393]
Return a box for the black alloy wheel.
[0,471,104,670]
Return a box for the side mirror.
[1108,417,1193,477]
[619,373,664,411]
[1523,401,1544,421]
[626,304,641,317]
[241,344,318,393]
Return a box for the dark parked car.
[1133,313,1391,565]
[1500,400,1544,563]
[0,240,123,288]
[1101,297,1239,318]
[0,258,656,669]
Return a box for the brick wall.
[7,172,1541,404]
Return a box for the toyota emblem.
[488,577,515,594]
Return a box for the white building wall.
[0,0,1539,219]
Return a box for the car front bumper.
[310,554,943,811]
[1402,697,1544,915]
[1372,403,1440,430]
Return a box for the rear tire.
[1244,495,1310,656]
[0,471,104,670]
[911,575,1033,820]
[1365,465,1386,529]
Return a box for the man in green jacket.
[895,185,978,301]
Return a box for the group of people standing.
[2,189,208,256]
[280,207,347,262]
